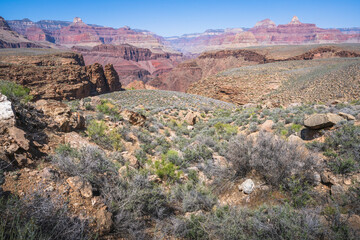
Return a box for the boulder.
[184,111,199,125]
[338,112,355,121]
[321,171,338,185]
[8,127,29,151]
[64,132,94,149]
[288,135,304,145]
[35,99,85,132]
[238,179,255,194]
[347,214,360,232]
[0,94,15,133]
[121,110,146,126]
[259,119,274,132]
[40,167,60,181]
[96,207,113,234]
[66,176,93,198]
[304,113,344,130]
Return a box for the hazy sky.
[1,0,359,36]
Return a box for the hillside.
[149,44,360,95]
[188,57,360,105]
[1,85,360,239]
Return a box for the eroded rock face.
[121,110,146,126]
[74,44,182,86]
[304,113,344,130]
[67,176,93,198]
[0,16,43,48]
[86,63,109,94]
[35,99,85,132]
[104,64,122,91]
[0,50,122,100]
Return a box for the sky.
[1,0,359,37]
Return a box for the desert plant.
[0,191,90,240]
[227,131,318,187]
[0,80,33,103]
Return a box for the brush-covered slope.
[188,57,360,105]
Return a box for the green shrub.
[214,122,238,135]
[324,124,360,174]
[164,150,182,165]
[184,145,213,164]
[109,129,124,151]
[328,157,357,175]
[154,158,181,182]
[0,80,33,103]
[284,176,314,208]
[291,123,302,133]
[96,99,121,121]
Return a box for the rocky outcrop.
[0,49,122,100]
[104,64,122,91]
[304,113,344,129]
[73,44,183,86]
[0,94,15,133]
[35,99,85,132]
[121,110,146,126]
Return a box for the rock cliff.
[0,49,122,100]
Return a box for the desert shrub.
[102,174,171,238]
[0,80,33,103]
[172,182,216,213]
[67,100,80,112]
[109,128,124,151]
[0,192,90,240]
[183,144,213,164]
[153,158,181,182]
[227,131,318,187]
[248,122,258,132]
[164,150,182,166]
[285,176,314,208]
[324,124,360,174]
[52,145,116,186]
[87,119,106,138]
[214,122,238,136]
[96,99,119,116]
[323,205,358,240]
[173,205,324,240]
[328,157,357,175]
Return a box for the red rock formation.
[168,16,359,53]
[73,44,183,86]
[0,50,122,100]
[249,16,348,44]
[104,64,122,91]
[0,16,43,48]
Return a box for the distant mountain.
[7,17,177,54]
[166,16,360,54]
[0,16,43,48]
